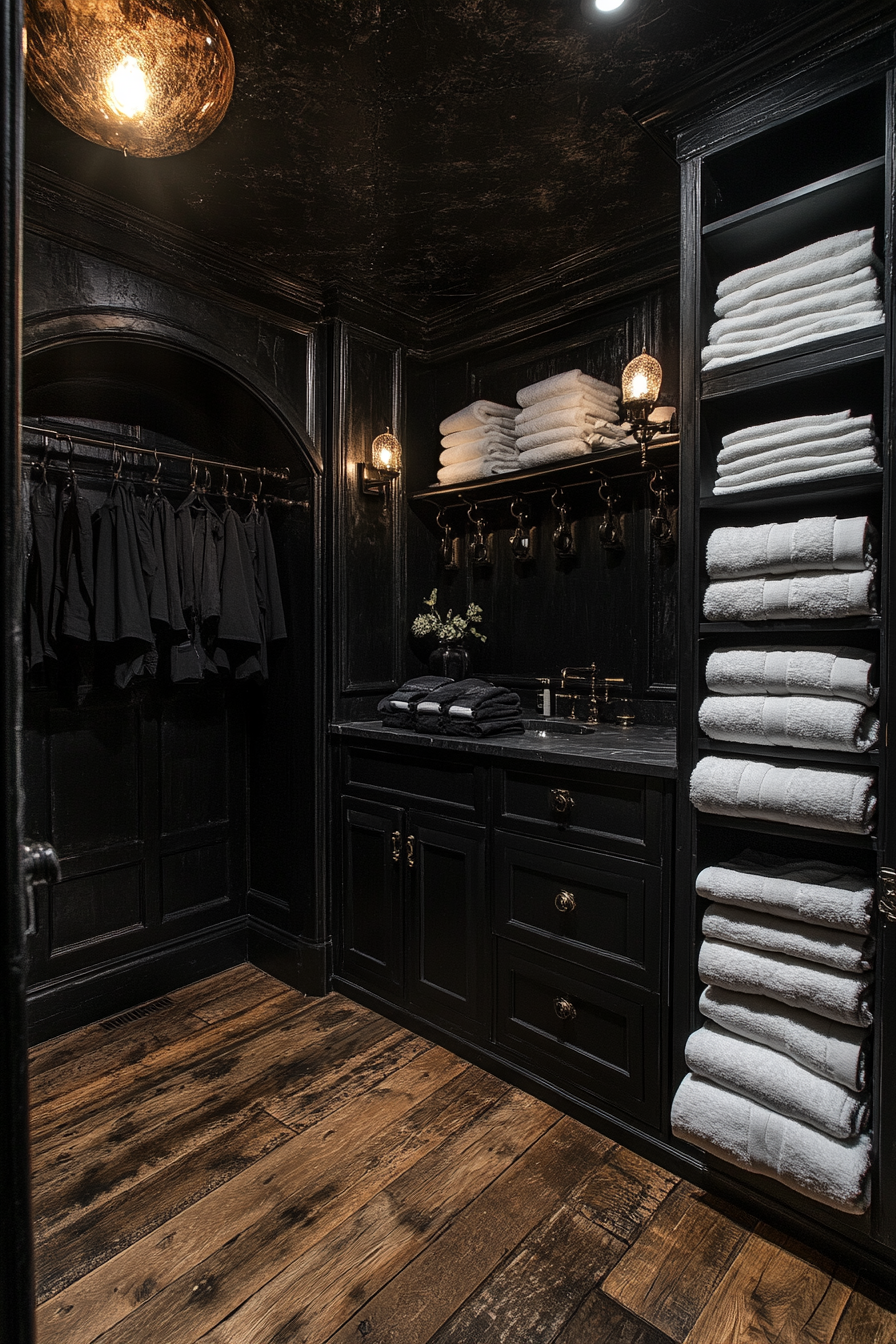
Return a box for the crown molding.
[24,164,326,333]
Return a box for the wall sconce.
[621,347,664,469]
[358,430,402,498]
[24,0,234,158]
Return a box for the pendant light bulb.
[106,56,149,121]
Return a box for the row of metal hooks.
[435,472,675,570]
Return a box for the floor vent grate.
[100,995,175,1032]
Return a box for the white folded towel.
[689,755,877,834]
[702,904,874,973]
[702,313,884,368]
[436,457,520,485]
[715,447,879,490]
[671,1073,871,1213]
[698,939,874,1027]
[684,1023,869,1139]
[516,369,620,408]
[515,408,620,438]
[699,986,869,1092]
[439,401,519,436]
[714,233,879,317]
[439,439,518,466]
[698,693,879,753]
[517,425,594,453]
[721,410,859,453]
[702,569,877,621]
[717,425,877,475]
[713,459,882,496]
[517,442,592,468]
[716,268,879,322]
[705,647,878,706]
[707,275,881,339]
[705,517,875,580]
[716,229,876,301]
[696,851,874,933]
[515,390,619,424]
[711,301,882,347]
[440,421,517,448]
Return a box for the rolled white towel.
[696,852,874,933]
[516,369,620,408]
[439,439,518,466]
[711,301,882,347]
[516,390,619,424]
[439,401,519,436]
[702,312,884,367]
[698,693,879,753]
[517,424,594,453]
[707,275,881,339]
[715,447,879,489]
[716,229,876,299]
[698,938,874,1027]
[514,407,617,438]
[436,457,520,485]
[704,647,878,706]
[684,1023,869,1139]
[517,442,592,468]
[698,986,869,1091]
[705,517,875,580]
[702,570,877,621]
[716,267,880,322]
[717,425,877,475]
[702,903,874,973]
[671,1073,871,1214]
[713,460,882,496]
[689,755,877,834]
[721,410,859,452]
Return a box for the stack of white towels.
[514,369,628,469]
[713,411,881,496]
[437,400,520,485]
[699,645,880,755]
[703,228,884,371]
[702,514,879,623]
[672,851,875,1214]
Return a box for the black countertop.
[329,719,678,778]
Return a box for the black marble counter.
[329,718,678,778]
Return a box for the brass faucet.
[556,666,627,724]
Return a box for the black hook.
[597,479,625,551]
[436,508,459,572]
[466,502,491,567]
[509,496,534,563]
[112,447,122,480]
[648,469,675,547]
[190,456,198,489]
[551,489,575,559]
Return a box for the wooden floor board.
[30,966,896,1344]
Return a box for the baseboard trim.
[247,915,302,992]
[27,920,247,1044]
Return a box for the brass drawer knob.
[551,787,575,818]
[553,996,576,1022]
[554,890,576,913]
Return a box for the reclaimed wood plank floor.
[29,966,896,1344]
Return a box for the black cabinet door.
[406,810,486,1036]
[340,798,404,996]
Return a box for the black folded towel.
[414,678,523,734]
[377,675,453,729]
[444,717,525,737]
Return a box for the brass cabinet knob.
[553,996,576,1022]
[550,787,575,818]
[554,890,576,913]
[406,835,416,868]
[391,830,402,864]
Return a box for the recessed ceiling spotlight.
[595,0,626,9]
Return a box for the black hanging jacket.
[25,480,57,670]
[94,482,156,688]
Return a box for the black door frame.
[1,0,34,1339]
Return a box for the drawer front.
[499,765,664,861]
[343,746,481,816]
[495,941,662,1128]
[494,832,662,988]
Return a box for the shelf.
[700,330,885,401]
[699,470,884,511]
[702,158,885,274]
[695,811,877,851]
[696,737,879,768]
[411,439,679,511]
[699,618,881,636]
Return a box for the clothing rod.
[20,423,293,483]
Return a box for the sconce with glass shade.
[24,0,235,158]
[359,430,402,497]
[621,347,664,468]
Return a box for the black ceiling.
[25,0,828,315]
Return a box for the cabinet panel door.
[340,799,404,996]
[406,811,486,1035]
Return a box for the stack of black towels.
[378,676,524,737]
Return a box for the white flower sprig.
[411,589,486,642]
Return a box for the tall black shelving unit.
[674,34,896,1277]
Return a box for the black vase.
[428,640,469,681]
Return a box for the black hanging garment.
[172,491,223,681]
[148,492,186,634]
[215,503,263,679]
[54,477,96,643]
[25,479,58,672]
[243,506,287,679]
[93,481,157,689]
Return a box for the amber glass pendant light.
[621,347,665,468]
[25,0,235,158]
